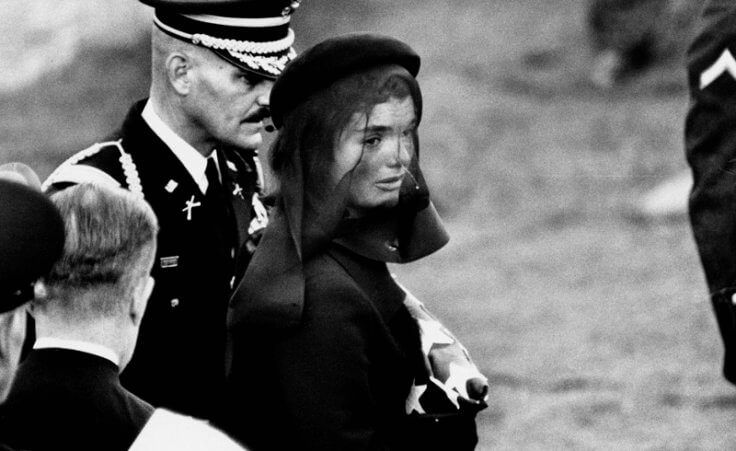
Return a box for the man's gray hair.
[40,184,159,316]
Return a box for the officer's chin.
[232,132,263,152]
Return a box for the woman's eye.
[364,136,381,147]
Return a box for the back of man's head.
[35,184,158,347]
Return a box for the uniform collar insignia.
[165,179,178,193]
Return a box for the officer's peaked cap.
[140,0,302,79]
[270,32,421,128]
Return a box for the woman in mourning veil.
[224,33,487,450]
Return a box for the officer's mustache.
[243,107,271,125]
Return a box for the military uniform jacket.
[224,243,426,450]
[45,100,268,419]
[0,348,154,451]
[686,0,736,384]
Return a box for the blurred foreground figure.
[0,168,64,401]
[224,33,488,450]
[685,0,736,385]
[0,183,158,451]
[633,170,691,220]
[43,0,299,420]
[0,166,65,451]
[0,184,247,450]
[588,0,703,87]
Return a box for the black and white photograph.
[1,0,735,449]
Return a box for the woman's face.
[333,96,417,217]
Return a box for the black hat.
[0,179,65,313]
[270,32,421,128]
[141,0,301,79]
[227,34,450,332]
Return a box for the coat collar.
[141,101,211,194]
[327,243,406,321]
[122,100,204,205]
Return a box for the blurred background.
[2,0,734,448]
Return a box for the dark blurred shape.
[685,0,736,385]
[0,178,64,312]
[587,0,704,87]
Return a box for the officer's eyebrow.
[236,69,268,86]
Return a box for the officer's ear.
[166,52,193,95]
[130,275,154,327]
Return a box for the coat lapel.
[328,244,406,322]
[217,148,251,246]
[121,104,206,226]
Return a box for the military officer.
[686,0,736,385]
[44,0,301,420]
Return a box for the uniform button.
[170,298,180,308]
[230,276,236,289]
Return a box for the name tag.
[160,256,179,269]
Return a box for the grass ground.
[1,0,732,449]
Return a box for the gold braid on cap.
[153,15,296,76]
[192,29,295,55]
[225,48,296,76]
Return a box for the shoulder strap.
[43,140,143,197]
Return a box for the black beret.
[0,180,65,312]
[270,33,421,128]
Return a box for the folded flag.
[401,286,489,416]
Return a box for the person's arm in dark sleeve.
[271,273,390,451]
[686,0,736,384]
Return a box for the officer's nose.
[256,80,274,108]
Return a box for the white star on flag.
[429,375,460,409]
[416,318,454,355]
[405,382,427,414]
[443,362,487,401]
